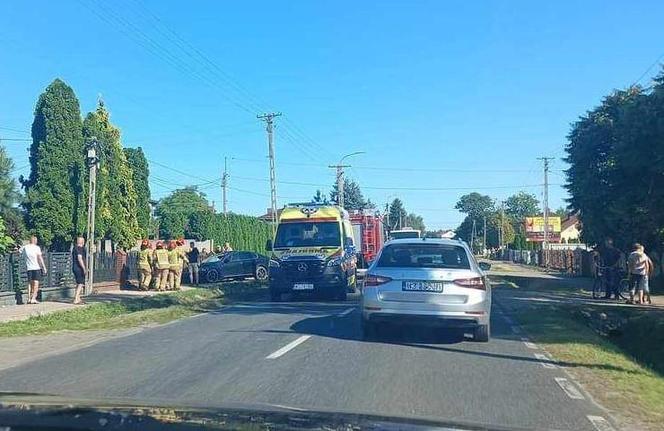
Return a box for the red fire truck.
[349,210,385,268]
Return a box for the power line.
[0,138,32,142]
[632,50,664,86]
[0,126,30,134]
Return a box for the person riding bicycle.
[597,238,622,299]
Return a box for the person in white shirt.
[20,236,47,304]
[627,243,653,304]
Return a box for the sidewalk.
[489,260,664,309]
[0,287,193,324]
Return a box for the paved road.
[0,291,611,430]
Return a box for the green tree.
[312,189,329,204]
[2,208,27,244]
[0,146,19,212]
[388,198,407,230]
[551,207,567,219]
[330,179,374,210]
[0,217,14,253]
[504,191,540,220]
[405,212,425,232]
[155,187,211,239]
[455,192,494,219]
[22,79,85,250]
[83,101,140,248]
[124,147,151,238]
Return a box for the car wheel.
[206,269,219,283]
[361,318,378,340]
[474,323,490,342]
[336,284,348,301]
[255,265,268,282]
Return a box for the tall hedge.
[186,211,271,253]
[23,79,85,250]
[124,147,151,238]
[83,101,140,248]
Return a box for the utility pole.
[470,219,477,255]
[329,151,365,209]
[221,156,229,215]
[483,215,487,256]
[538,157,554,268]
[85,138,99,296]
[499,202,505,250]
[258,112,281,235]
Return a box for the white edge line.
[555,377,585,400]
[534,353,556,369]
[520,337,538,349]
[266,335,312,359]
[587,415,615,431]
[338,307,354,317]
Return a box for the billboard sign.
[525,216,561,242]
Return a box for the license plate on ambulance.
[402,281,443,292]
[293,283,314,290]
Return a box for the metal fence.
[498,248,593,276]
[0,251,138,293]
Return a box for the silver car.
[361,238,492,341]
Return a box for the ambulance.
[266,204,357,301]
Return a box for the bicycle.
[592,266,631,300]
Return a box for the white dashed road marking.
[337,307,354,317]
[534,353,556,369]
[521,337,538,349]
[587,415,615,431]
[266,335,312,359]
[554,377,585,400]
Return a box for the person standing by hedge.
[71,236,86,305]
[20,236,47,304]
[187,241,200,285]
[138,239,152,290]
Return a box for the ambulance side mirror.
[265,239,273,251]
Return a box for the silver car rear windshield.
[376,243,470,269]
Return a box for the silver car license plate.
[402,281,443,292]
[293,283,314,290]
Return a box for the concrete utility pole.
[258,112,281,235]
[221,156,229,215]
[470,219,477,255]
[538,157,554,268]
[329,151,365,208]
[85,138,99,296]
[499,201,505,249]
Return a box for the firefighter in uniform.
[153,241,170,291]
[175,238,189,289]
[138,239,152,290]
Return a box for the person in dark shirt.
[72,236,87,304]
[187,242,201,285]
[598,238,622,299]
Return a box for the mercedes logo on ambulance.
[297,263,308,272]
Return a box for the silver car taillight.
[453,277,485,290]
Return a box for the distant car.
[361,238,492,341]
[199,251,269,283]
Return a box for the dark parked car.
[199,251,269,283]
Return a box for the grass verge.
[494,278,664,430]
[0,281,267,338]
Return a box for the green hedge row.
[189,211,272,253]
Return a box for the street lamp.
[84,138,99,295]
[330,151,365,208]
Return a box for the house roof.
[561,214,579,231]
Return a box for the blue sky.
[1,0,663,230]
